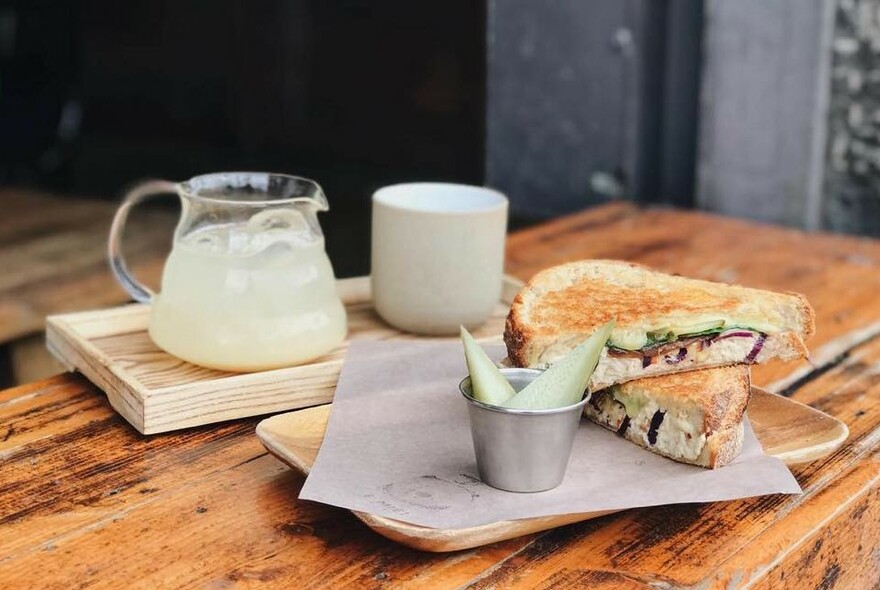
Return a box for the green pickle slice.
[460,326,517,405]
[504,320,616,410]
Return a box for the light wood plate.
[256,388,848,552]
[45,276,522,434]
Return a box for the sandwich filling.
[536,328,780,386]
[585,387,708,462]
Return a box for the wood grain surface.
[1,202,879,589]
[44,277,517,434]
[0,189,175,385]
[0,189,175,345]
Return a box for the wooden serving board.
[256,389,849,553]
[45,276,523,434]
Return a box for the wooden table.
[0,189,174,384]
[1,202,879,589]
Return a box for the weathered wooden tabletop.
[0,189,174,383]
[0,189,175,343]
[1,202,878,589]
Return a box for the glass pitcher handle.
[108,179,177,304]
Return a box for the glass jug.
[109,172,347,372]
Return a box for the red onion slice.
[745,333,767,363]
[664,348,687,364]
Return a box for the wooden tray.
[256,389,849,552]
[45,276,522,434]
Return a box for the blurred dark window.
[0,1,704,273]
[0,0,484,275]
[0,0,484,197]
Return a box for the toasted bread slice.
[504,260,814,389]
[585,365,750,468]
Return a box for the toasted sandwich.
[585,366,750,468]
[504,260,814,390]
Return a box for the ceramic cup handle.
[108,179,177,304]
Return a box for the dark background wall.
[0,0,485,191]
[0,0,486,276]
[823,0,880,234]
[0,1,702,215]
[486,0,702,217]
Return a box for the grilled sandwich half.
[504,260,814,390]
[586,366,750,468]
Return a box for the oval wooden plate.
[255,387,848,552]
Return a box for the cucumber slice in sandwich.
[647,320,726,345]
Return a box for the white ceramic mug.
[371,182,508,335]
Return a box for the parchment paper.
[299,340,801,529]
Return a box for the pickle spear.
[504,320,615,410]
[460,326,516,406]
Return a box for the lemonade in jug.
[109,173,347,371]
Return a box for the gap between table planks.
[44,276,523,434]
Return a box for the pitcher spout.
[294,187,329,213]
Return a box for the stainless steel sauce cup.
[459,368,589,493]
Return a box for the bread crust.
[706,422,745,468]
[612,365,750,434]
[505,259,815,371]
